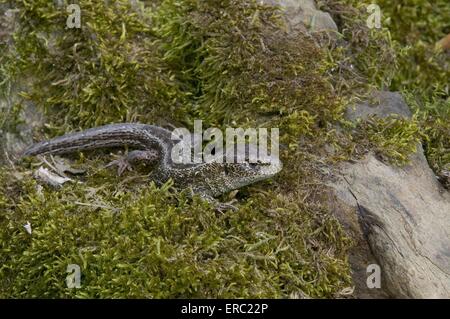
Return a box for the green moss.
[3,0,445,298]
[0,1,356,298]
[0,164,351,298]
[153,0,345,137]
[4,0,188,131]
[375,0,450,176]
[320,0,398,92]
[406,94,450,173]
[353,115,422,165]
[376,0,449,97]
[322,0,449,173]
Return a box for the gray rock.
[262,0,338,33]
[329,92,450,298]
[1,100,44,162]
[346,91,412,121]
[0,6,45,163]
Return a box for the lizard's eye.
[249,162,259,169]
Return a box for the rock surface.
[345,91,412,121]
[0,6,44,163]
[329,91,450,298]
[262,0,338,33]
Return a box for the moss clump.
[406,94,450,174]
[322,0,449,175]
[3,0,187,131]
[352,115,422,165]
[320,0,398,92]
[375,0,450,177]
[376,0,449,97]
[0,164,351,298]
[154,0,345,136]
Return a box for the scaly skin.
[22,123,282,197]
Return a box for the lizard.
[22,123,282,204]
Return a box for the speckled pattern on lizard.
[22,123,282,199]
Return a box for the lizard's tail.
[22,123,164,157]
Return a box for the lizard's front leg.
[195,191,238,213]
[105,149,159,175]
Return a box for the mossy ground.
[0,160,350,298]
[0,0,447,298]
[322,0,449,173]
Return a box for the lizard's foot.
[214,200,239,213]
[104,158,133,176]
[105,150,160,176]
[197,193,239,212]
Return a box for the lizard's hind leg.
[105,150,160,175]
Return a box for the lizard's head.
[217,155,283,192]
[169,143,283,197]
